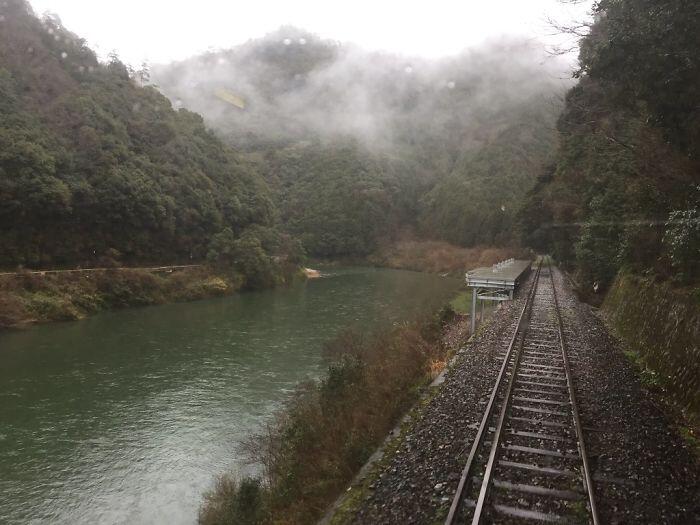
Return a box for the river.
[0,267,458,524]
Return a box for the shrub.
[95,269,163,307]
[18,269,49,293]
[664,187,700,284]
[199,476,269,525]
[207,228,278,289]
[26,293,81,321]
[171,276,231,302]
[0,294,29,327]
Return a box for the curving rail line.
[445,260,599,524]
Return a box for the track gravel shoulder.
[338,268,700,524]
[345,273,535,524]
[553,268,700,524]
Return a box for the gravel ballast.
[342,267,700,524]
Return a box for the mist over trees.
[152,29,572,256]
[0,0,573,269]
[5,0,693,291]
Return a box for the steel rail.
[549,267,600,525]
[444,261,542,525]
[469,265,541,523]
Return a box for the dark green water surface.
[0,267,458,524]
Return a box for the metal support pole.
[481,296,485,323]
[471,287,477,334]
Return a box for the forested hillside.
[420,102,559,246]
[1,0,569,271]
[12,0,694,288]
[256,140,402,257]
[521,0,700,290]
[0,0,285,276]
[153,32,569,257]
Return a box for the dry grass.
[369,239,528,275]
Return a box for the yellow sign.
[214,89,246,109]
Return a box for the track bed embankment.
[341,267,700,524]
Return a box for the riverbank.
[0,238,512,330]
[0,264,302,329]
[0,267,457,524]
[198,305,470,525]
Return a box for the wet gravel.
[350,274,534,524]
[347,268,700,524]
[553,268,700,524]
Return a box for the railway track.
[445,261,599,524]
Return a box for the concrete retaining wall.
[603,273,700,414]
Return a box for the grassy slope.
[0,267,240,328]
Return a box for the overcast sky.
[27,0,593,65]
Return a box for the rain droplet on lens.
[447,81,455,89]
[299,38,306,45]
[47,27,54,34]
[60,51,68,59]
[283,38,292,46]
[404,66,413,74]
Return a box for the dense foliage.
[521,0,700,289]
[0,0,284,278]
[420,103,559,246]
[256,140,404,257]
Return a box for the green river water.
[0,267,458,524]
